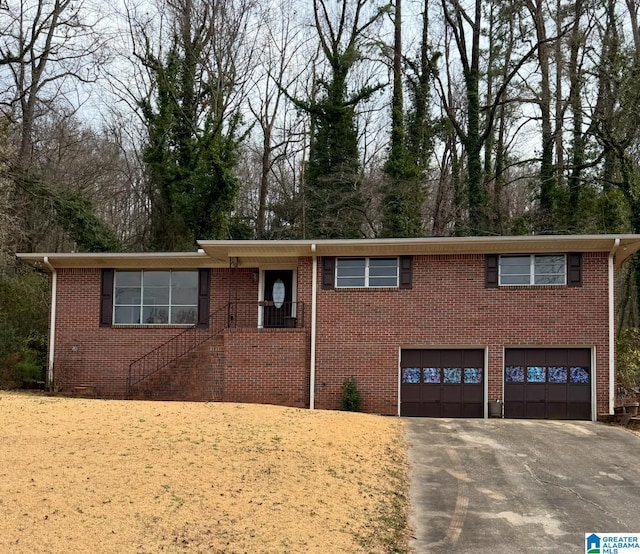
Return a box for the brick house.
[17,235,640,420]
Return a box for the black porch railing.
[126,301,305,397]
[228,301,304,329]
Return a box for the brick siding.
[312,253,609,415]
[51,252,610,417]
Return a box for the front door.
[263,270,294,328]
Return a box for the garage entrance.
[400,349,484,417]
[504,348,591,420]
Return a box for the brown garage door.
[400,349,484,417]
[504,348,591,420]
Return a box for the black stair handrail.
[126,303,230,396]
[126,300,307,397]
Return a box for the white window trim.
[113,269,198,326]
[498,254,567,287]
[335,257,400,288]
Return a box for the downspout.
[310,244,317,410]
[608,238,620,415]
[43,257,57,390]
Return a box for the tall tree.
[0,0,118,252]
[134,0,255,250]
[380,0,425,238]
[295,0,388,239]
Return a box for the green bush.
[0,349,43,388]
[0,265,49,389]
[616,328,640,396]
[340,376,362,412]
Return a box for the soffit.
[17,235,640,271]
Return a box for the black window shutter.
[486,254,499,288]
[100,269,114,327]
[197,269,211,327]
[399,256,413,289]
[322,257,335,289]
[567,253,582,287]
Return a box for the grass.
[0,391,410,553]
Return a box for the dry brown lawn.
[0,392,408,554]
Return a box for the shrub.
[0,349,43,389]
[340,376,362,412]
[616,328,640,397]
[0,266,48,389]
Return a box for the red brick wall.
[223,328,309,408]
[311,253,610,415]
[52,253,611,417]
[53,267,262,398]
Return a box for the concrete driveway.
[405,419,640,553]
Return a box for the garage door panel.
[442,387,462,403]
[547,385,567,402]
[568,386,590,402]
[401,384,421,402]
[441,402,462,418]
[401,402,426,417]
[422,387,442,403]
[526,384,546,402]
[504,348,591,421]
[567,403,590,420]
[462,402,483,418]
[463,387,483,402]
[504,402,524,418]
[525,401,546,418]
[546,402,567,419]
[505,383,525,401]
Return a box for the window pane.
[443,368,462,384]
[144,271,170,286]
[115,287,141,305]
[533,255,566,284]
[369,276,398,287]
[464,367,483,384]
[114,306,140,324]
[172,271,198,288]
[534,274,565,285]
[338,265,366,277]
[143,306,169,324]
[369,258,398,287]
[500,256,530,273]
[535,255,565,272]
[171,306,197,324]
[369,259,398,276]
[143,286,170,305]
[548,366,568,383]
[527,366,546,383]
[402,367,421,384]
[336,276,366,287]
[570,366,589,383]
[506,366,525,382]
[115,271,141,287]
[336,259,365,287]
[500,275,530,285]
[423,368,441,383]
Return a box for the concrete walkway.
[405,419,640,553]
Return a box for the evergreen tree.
[137,0,246,250]
[381,0,425,238]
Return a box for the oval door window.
[272,279,286,308]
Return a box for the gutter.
[310,244,317,410]
[43,256,57,390]
[608,238,620,415]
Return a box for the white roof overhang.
[16,235,640,271]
